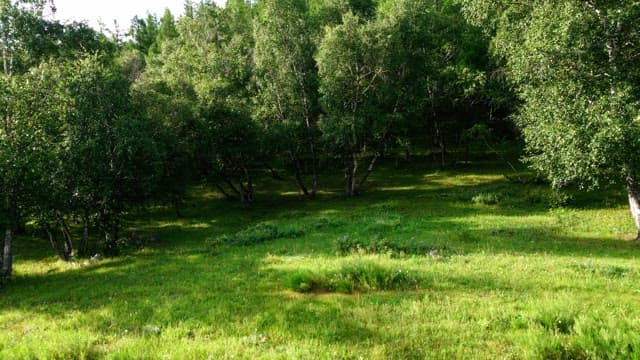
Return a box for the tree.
[61,56,163,254]
[253,0,321,197]
[316,12,398,196]
[0,72,54,279]
[131,78,199,216]
[463,0,640,239]
[0,0,58,280]
[376,0,510,168]
[129,14,158,55]
[309,0,377,26]
[141,1,261,203]
[149,9,179,55]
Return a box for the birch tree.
[463,0,640,239]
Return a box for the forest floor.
[1,157,639,359]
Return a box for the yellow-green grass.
[1,160,639,359]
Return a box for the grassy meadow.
[1,158,639,359]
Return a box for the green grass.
[1,159,640,359]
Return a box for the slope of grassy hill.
[1,160,638,359]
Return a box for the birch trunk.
[2,228,13,280]
[79,214,89,256]
[627,179,640,241]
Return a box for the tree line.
[2,0,638,283]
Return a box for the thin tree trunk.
[99,210,114,254]
[2,228,13,280]
[237,169,254,204]
[0,231,3,274]
[56,214,73,260]
[243,168,254,204]
[356,154,379,193]
[294,169,310,197]
[627,178,640,241]
[46,226,58,253]
[113,221,119,248]
[172,197,183,218]
[292,156,310,197]
[344,165,351,196]
[103,220,120,256]
[351,154,358,196]
[309,143,319,198]
[439,138,446,169]
[79,214,89,256]
[222,177,242,197]
[345,154,359,197]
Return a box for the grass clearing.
[1,160,639,359]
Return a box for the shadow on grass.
[119,164,638,262]
[12,163,635,265]
[2,247,385,352]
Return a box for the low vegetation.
[1,161,638,358]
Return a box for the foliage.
[462,0,640,236]
[316,11,399,195]
[1,0,118,276]
[253,0,321,197]
[56,56,163,253]
[140,0,261,203]
[2,0,640,356]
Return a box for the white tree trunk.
[627,180,640,241]
[2,228,13,280]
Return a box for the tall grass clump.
[287,261,421,294]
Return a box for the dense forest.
[1,0,639,285]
